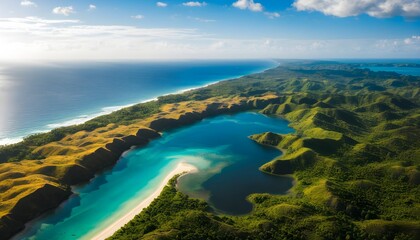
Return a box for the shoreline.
[88,162,198,240]
[2,63,282,239]
[0,61,278,146]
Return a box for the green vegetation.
[110,61,420,239]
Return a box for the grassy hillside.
[110,61,420,240]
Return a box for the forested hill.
[111,61,420,240]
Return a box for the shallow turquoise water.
[14,112,293,240]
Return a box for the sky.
[0,0,419,60]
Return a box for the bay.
[14,112,293,240]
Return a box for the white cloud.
[0,17,419,60]
[88,4,96,11]
[131,15,144,20]
[0,17,201,60]
[183,2,207,7]
[404,35,420,44]
[0,17,195,39]
[192,17,216,22]
[233,0,263,12]
[265,12,280,19]
[0,17,79,26]
[202,37,420,59]
[157,2,168,7]
[293,0,420,18]
[210,41,226,50]
[52,6,75,16]
[20,0,36,7]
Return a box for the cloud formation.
[0,17,418,60]
[0,17,195,37]
[293,0,420,18]
[20,0,36,7]
[157,2,168,7]
[232,0,263,12]
[0,17,79,33]
[0,17,203,60]
[183,2,207,7]
[88,4,96,11]
[52,6,75,16]
[404,35,420,44]
[131,15,144,19]
[265,12,280,19]
[191,17,216,22]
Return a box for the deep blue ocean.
[0,60,276,145]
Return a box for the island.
[1,60,419,240]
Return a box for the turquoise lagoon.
[14,112,294,240]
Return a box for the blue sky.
[0,0,419,60]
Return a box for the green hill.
[111,61,420,240]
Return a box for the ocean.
[0,60,276,145]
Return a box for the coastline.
[0,61,278,146]
[88,162,198,240]
[1,60,283,239]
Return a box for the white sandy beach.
[91,162,197,240]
